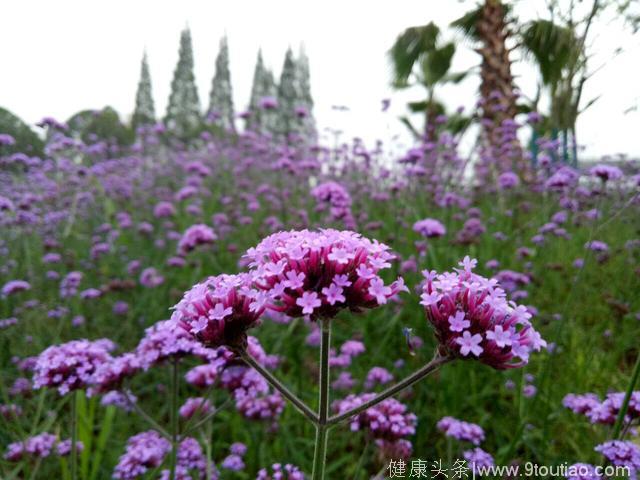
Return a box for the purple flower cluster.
[4,433,82,461]
[89,353,141,394]
[171,273,265,348]
[159,437,208,480]
[589,164,623,182]
[413,218,446,238]
[179,397,213,419]
[60,271,83,298]
[1,280,31,297]
[246,229,407,321]
[463,447,495,474]
[139,267,164,288]
[256,463,305,480]
[364,366,394,390]
[33,339,115,395]
[333,393,417,458]
[436,416,485,445]
[311,181,355,228]
[178,223,217,255]
[565,463,601,480]
[113,430,171,480]
[421,256,546,368]
[221,442,248,471]
[563,391,640,424]
[594,440,640,473]
[135,320,212,369]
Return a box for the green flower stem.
[612,352,640,440]
[237,348,318,424]
[311,319,331,480]
[327,354,451,426]
[169,359,179,480]
[123,390,170,438]
[70,391,78,480]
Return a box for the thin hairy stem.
[328,354,451,426]
[169,359,179,480]
[237,347,318,424]
[311,319,332,480]
[612,353,640,440]
[123,390,170,438]
[70,391,78,480]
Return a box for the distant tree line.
[0,27,316,156]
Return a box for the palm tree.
[452,0,521,169]
[520,0,603,166]
[389,22,468,141]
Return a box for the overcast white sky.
[1,0,639,157]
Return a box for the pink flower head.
[413,218,446,238]
[589,164,623,182]
[333,394,417,453]
[89,353,141,395]
[437,416,485,445]
[257,463,305,480]
[113,430,171,479]
[33,339,115,395]
[178,224,217,255]
[172,273,265,348]
[179,397,213,419]
[245,229,406,320]
[421,258,545,369]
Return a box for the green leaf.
[407,100,429,113]
[520,19,579,86]
[89,406,116,480]
[443,70,468,84]
[398,116,421,139]
[422,42,455,86]
[389,22,440,86]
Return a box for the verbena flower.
[178,224,217,255]
[589,164,623,182]
[311,182,355,228]
[257,463,305,480]
[594,440,640,473]
[2,280,31,297]
[565,463,601,480]
[89,353,141,395]
[245,229,407,320]
[333,394,417,448]
[437,416,485,445]
[564,391,640,425]
[413,218,446,238]
[56,439,84,456]
[113,430,172,480]
[33,339,115,395]
[172,274,265,348]
[139,267,164,288]
[135,320,213,369]
[463,448,494,474]
[364,366,394,390]
[498,171,520,189]
[4,433,58,461]
[421,257,546,369]
[179,397,213,419]
[222,442,248,471]
[60,271,82,298]
[101,390,136,411]
[159,437,208,480]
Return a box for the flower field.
[1,125,639,479]
[2,2,640,478]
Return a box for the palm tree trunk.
[476,0,525,175]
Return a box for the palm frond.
[389,22,440,86]
[520,19,579,86]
